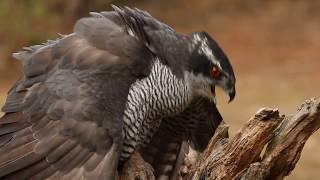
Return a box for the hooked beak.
[228,87,236,103]
[214,76,236,103]
[210,84,235,104]
[225,76,236,103]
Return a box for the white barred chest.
[120,59,192,159]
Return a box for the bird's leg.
[118,151,155,180]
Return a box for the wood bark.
[187,98,320,180]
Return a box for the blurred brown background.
[0,0,319,179]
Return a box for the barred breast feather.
[121,59,192,160]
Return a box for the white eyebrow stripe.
[192,34,222,69]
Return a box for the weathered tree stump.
[187,98,320,180]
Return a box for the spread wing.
[0,10,153,180]
[140,98,222,179]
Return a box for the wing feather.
[0,8,154,179]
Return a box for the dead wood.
[187,98,320,180]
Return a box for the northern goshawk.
[0,6,235,180]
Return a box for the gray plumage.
[0,5,235,180]
[140,97,222,179]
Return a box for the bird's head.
[186,32,236,103]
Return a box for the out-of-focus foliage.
[0,0,319,77]
[0,0,59,71]
[0,0,319,68]
[1,1,57,48]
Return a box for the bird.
[0,5,235,180]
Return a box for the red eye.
[211,67,221,77]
